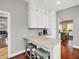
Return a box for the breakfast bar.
[24,36,56,59]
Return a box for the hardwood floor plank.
[9,53,29,59]
[61,39,79,59]
[0,47,8,59]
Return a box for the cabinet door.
[28,5,48,28]
[37,8,43,28]
[28,5,38,28]
[36,8,41,28]
[42,9,48,28]
[42,9,46,28]
[35,7,45,28]
[45,11,49,28]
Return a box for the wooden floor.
[0,37,8,59]
[73,48,79,59]
[61,39,79,59]
[9,39,79,59]
[0,37,7,48]
[0,47,8,59]
[9,53,29,59]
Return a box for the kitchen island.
[24,36,60,59]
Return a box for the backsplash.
[28,28,46,36]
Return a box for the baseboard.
[72,45,79,49]
[8,49,26,58]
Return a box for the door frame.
[0,10,11,58]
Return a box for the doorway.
[59,20,73,46]
[58,19,74,59]
[0,11,10,59]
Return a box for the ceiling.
[25,0,79,11]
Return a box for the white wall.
[48,10,61,59]
[57,5,79,49]
[48,10,57,39]
[0,0,28,58]
[53,42,61,59]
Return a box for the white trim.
[8,49,26,58]
[24,0,29,2]
[7,12,11,58]
[72,45,79,49]
[0,11,9,14]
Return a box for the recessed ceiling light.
[57,0,61,5]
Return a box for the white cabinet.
[28,4,48,28]
[37,8,48,28]
[28,4,37,28]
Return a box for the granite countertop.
[24,36,56,49]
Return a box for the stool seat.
[26,43,37,49]
[35,48,50,59]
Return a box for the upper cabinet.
[28,2,48,28]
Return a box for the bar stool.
[26,43,37,59]
[23,38,37,58]
[35,48,50,59]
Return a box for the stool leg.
[30,52,32,59]
[34,55,36,59]
[48,56,50,59]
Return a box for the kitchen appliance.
[38,32,42,36]
[43,29,47,35]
